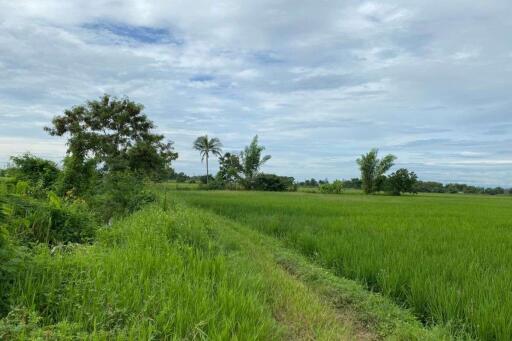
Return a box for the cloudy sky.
[1,1,511,186]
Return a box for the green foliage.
[319,180,344,194]
[216,152,243,188]
[9,153,60,196]
[0,306,86,339]
[45,94,177,180]
[4,194,95,245]
[356,149,396,194]
[240,135,271,181]
[91,171,155,222]
[386,168,418,195]
[0,224,27,316]
[193,135,222,184]
[251,174,295,191]
[55,155,98,197]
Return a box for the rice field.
[174,189,512,340]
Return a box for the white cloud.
[0,1,511,185]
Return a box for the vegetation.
[240,135,271,183]
[176,189,512,339]
[9,154,59,196]
[251,173,296,192]
[386,168,418,196]
[357,149,396,194]
[216,152,244,188]
[193,135,223,184]
[319,180,344,194]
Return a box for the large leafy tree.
[45,95,177,180]
[193,135,222,184]
[386,168,418,195]
[356,148,396,194]
[240,135,271,180]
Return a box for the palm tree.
[193,135,222,184]
[356,148,396,194]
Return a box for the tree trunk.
[206,154,209,184]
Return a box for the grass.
[173,189,512,340]
[167,180,201,191]
[7,196,434,339]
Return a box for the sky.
[1,1,511,186]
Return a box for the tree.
[319,180,344,194]
[193,135,222,184]
[45,94,177,181]
[386,168,418,195]
[356,148,396,194]
[252,174,295,192]
[240,135,271,181]
[217,152,243,187]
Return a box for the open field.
[173,189,512,339]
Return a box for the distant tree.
[386,168,418,195]
[45,94,177,185]
[193,135,222,184]
[342,178,362,189]
[356,149,396,194]
[320,180,344,194]
[251,174,295,191]
[217,152,243,187]
[414,180,445,193]
[240,135,271,181]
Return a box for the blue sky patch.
[83,22,183,45]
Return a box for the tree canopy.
[386,168,418,195]
[45,94,177,177]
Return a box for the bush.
[5,195,95,245]
[250,174,296,192]
[319,180,344,194]
[90,171,155,222]
[9,154,60,197]
[55,156,98,197]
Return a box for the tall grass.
[175,190,512,339]
[5,206,279,339]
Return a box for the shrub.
[251,174,296,192]
[9,154,60,197]
[55,156,98,197]
[90,171,155,222]
[3,194,95,245]
[319,180,344,194]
